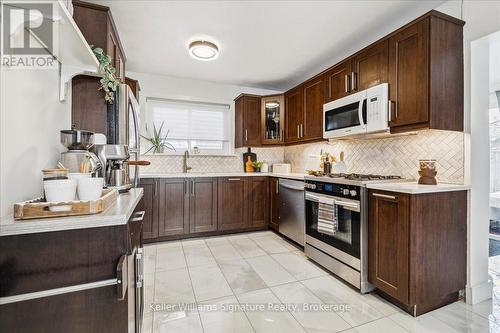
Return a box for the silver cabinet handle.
[131,210,145,222]
[351,72,357,91]
[297,125,300,139]
[281,129,284,142]
[388,100,392,122]
[228,178,241,181]
[191,180,195,196]
[300,124,304,138]
[344,74,350,93]
[372,193,397,200]
[245,129,248,142]
[276,181,279,194]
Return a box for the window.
[145,98,231,155]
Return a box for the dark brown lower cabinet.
[0,199,144,333]
[189,178,218,233]
[218,177,249,231]
[140,176,271,242]
[248,177,269,228]
[139,178,158,240]
[158,178,189,237]
[269,178,280,231]
[368,189,467,316]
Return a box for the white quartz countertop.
[139,172,306,181]
[366,182,470,194]
[0,188,144,237]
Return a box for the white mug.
[77,177,104,201]
[44,179,77,211]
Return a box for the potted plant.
[141,122,176,154]
[93,47,120,103]
[252,161,264,172]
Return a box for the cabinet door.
[218,178,248,230]
[189,178,218,233]
[244,96,262,146]
[303,77,324,140]
[269,178,280,231]
[388,19,429,129]
[285,87,303,143]
[368,190,409,304]
[235,97,244,148]
[158,178,189,236]
[324,60,352,103]
[138,178,158,240]
[248,177,269,228]
[352,40,388,91]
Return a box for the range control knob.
[343,189,349,195]
[350,190,357,197]
[310,184,317,190]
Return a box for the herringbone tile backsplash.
[284,130,464,184]
[140,147,284,174]
[140,130,464,184]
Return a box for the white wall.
[0,67,71,220]
[126,71,281,152]
[435,0,500,304]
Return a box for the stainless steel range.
[304,173,403,293]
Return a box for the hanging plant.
[92,47,120,103]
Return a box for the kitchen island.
[0,189,144,333]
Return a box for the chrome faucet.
[183,150,192,173]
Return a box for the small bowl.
[43,179,77,211]
[77,177,104,201]
[419,159,436,171]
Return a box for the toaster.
[272,163,291,174]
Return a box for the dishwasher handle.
[279,183,304,191]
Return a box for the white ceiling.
[91,0,445,91]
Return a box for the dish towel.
[317,196,338,235]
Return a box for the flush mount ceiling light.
[188,40,219,61]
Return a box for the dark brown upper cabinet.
[388,14,464,133]
[125,77,141,100]
[303,76,325,141]
[73,0,126,81]
[234,94,262,148]
[261,95,285,145]
[71,0,128,135]
[285,87,304,144]
[352,40,388,92]
[324,60,352,103]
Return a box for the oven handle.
[305,192,360,212]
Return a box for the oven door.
[305,191,361,259]
[323,89,367,139]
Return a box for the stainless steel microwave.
[323,83,389,139]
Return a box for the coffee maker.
[93,144,133,192]
[59,130,102,174]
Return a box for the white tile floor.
[142,231,492,333]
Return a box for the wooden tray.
[14,189,118,220]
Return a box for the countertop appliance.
[273,163,291,174]
[304,173,403,293]
[93,144,133,192]
[59,130,102,174]
[323,83,389,139]
[279,178,305,246]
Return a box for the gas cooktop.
[328,173,402,181]
[305,173,406,186]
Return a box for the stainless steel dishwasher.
[279,178,305,246]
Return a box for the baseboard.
[465,280,493,304]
